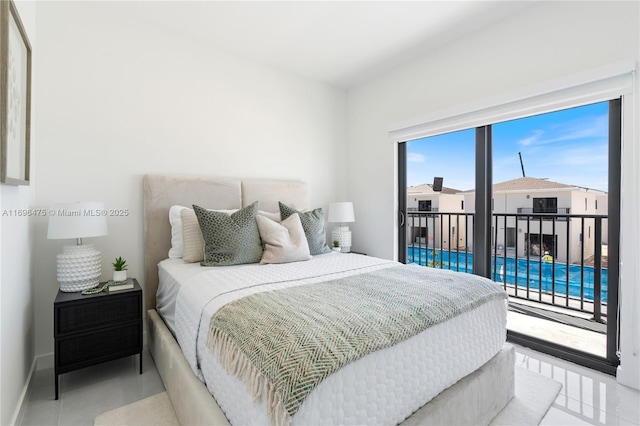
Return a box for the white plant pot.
[332,247,341,252]
[113,270,127,282]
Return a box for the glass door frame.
[397,98,621,375]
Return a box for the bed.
[143,174,515,426]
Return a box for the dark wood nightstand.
[53,278,143,400]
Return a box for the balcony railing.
[406,211,608,322]
[517,207,571,221]
[408,207,439,212]
[517,207,571,214]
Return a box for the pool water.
[407,247,608,303]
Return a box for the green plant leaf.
[112,256,128,271]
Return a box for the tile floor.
[516,345,639,426]
[16,349,164,426]
[16,344,640,425]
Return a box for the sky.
[407,101,609,192]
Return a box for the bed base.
[148,309,515,425]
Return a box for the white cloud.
[407,152,426,163]
[519,113,608,147]
[518,130,544,146]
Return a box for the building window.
[533,197,558,214]
[461,200,464,210]
[418,200,432,211]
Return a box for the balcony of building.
[406,210,610,360]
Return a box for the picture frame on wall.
[0,0,32,185]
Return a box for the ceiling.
[132,1,533,88]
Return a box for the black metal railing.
[517,207,571,221]
[408,207,440,212]
[406,211,608,321]
[517,207,571,214]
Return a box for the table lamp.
[47,202,108,292]
[328,202,355,253]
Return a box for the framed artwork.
[0,0,31,185]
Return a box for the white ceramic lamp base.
[331,227,352,253]
[56,244,102,292]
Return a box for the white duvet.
[158,252,507,425]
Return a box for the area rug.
[94,367,562,425]
[94,392,178,426]
[491,367,562,425]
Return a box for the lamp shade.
[328,202,355,223]
[47,202,108,240]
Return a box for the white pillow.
[181,209,206,263]
[256,213,311,264]
[257,210,282,223]
[168,205,282,261]
[168,205,236,259]
[168,205,188,259]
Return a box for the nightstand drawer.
[56,294,140,335]
[56,322,142,369]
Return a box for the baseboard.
[36,352,54,371]
[9,357,36,426]
[617,365,640,390]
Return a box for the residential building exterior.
[406,183,466,250]
[408,177,608,264]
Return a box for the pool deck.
[505,285,607,317]
[507,297,607,358]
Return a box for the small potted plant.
[112,257,128,282]
[332,240,341,252]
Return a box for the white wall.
[346,1,639,388]
[0,1,37,424]
[32,1,346,363]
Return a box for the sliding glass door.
[398,99,621,374]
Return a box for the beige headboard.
[143,174,309,310]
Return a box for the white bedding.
[157,252,507,425]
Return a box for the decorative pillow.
[181,209,206,263]
[168,205,189,259]
[169,205,236,259]
[181,208,281,263]
[256,213,311,264]
[279,202,331,255]
[193,202,263,266]
[257,210,281,223]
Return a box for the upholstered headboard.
[143,175,309,310]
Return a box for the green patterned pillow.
[279,202,331,255]
[193,202,263,266]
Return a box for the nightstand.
[54,278,143,400]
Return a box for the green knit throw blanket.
[206,266,506,425]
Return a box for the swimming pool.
[407,247,608,303]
